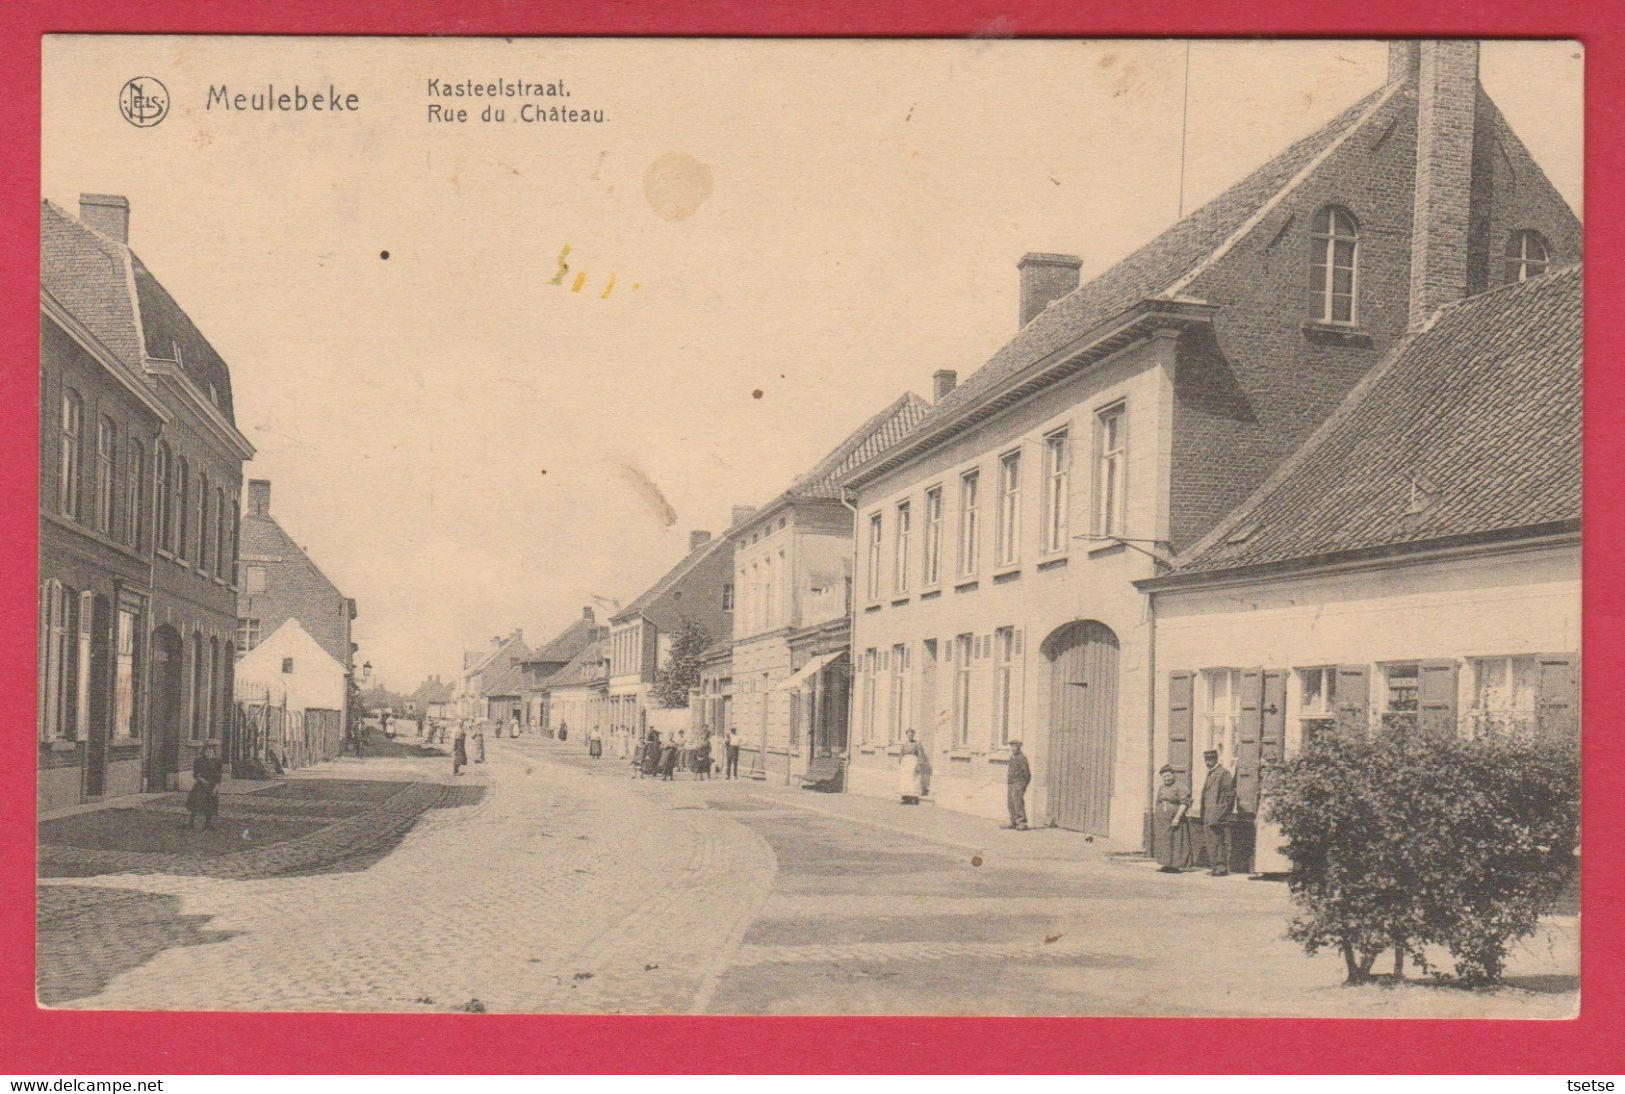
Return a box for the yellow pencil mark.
[571,272,587,293]
[601,273,617,299]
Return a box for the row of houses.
[39,195,357,812]
[441,42,1582,869]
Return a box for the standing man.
[1006,740,1031,830]
[1200,749,1237,876]
[725,727,741,780]
[416,712,425,738]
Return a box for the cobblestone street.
[38,736,1579,1017]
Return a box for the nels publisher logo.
[118,77,169,127]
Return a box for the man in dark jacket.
[1006,740,1031,830]
[1200,749,1237,876]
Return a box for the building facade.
[840,42,1580,845]
[458,629,526,721]
[1141,266,1581,873]
[39,195,254,812]
[546,639,609,743]
[520,607,604,732]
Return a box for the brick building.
[521,607,605,732]
[236,478,356,751]
[458,628,527,721]
[39,196,255,812]
[840,41,1579,844]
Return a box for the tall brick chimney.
[689,530,712,551]
[79,194,130,244]
[1018,253,1081,327]
[247,479,271,517]
[1408,40,1481,332]
[1387,40,1421,84]
[933,369,958,402]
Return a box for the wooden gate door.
[145,627,182,790]
[1044,621,1120,836]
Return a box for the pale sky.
[42,38,1582,692]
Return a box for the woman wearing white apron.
[897,730,925,804]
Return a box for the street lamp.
[361,661,373,684]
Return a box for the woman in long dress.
[452,723,469,776]
[588,729,603,760]
[1153,764,1193,872]
[897,730,926,805]
[659,737,680,780]
[640,731,662,778]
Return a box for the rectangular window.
[722,583,734,612]
[1467,655,1538,738]
[215,489,229,579]
[953,633,974,745]
[126,441,145,549]
[95,417,116,535]
[1296,666,1338,744]
[1380,662,1421,735]
[245,564,267,596]
[993,626,1016,746]
[114,605,139,738]
[197,474,210,569]
[922,486,943,586]
[1041,429,1070,554]
[894,502,911,595]
[1094,404,1126,537]
[154,448,171,553]
[1200,668,1242,761]
[866,512,883,600]
[996,450,1022,567]
[889,643,911,743]
[860,648,878,745]
[957,471,980,576]
[174,461,189,561]
[236,616,260,654]
[59,393,82,520]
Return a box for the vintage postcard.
[36,35,1581,1018]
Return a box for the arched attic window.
[1505,230,1551,283]
[1310,205,1359,325]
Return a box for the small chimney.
[932,369,958,402]
[582,606,595,621]
[689,530,712,551]
[1018,253,1082,328]
[1387,40,1420,84]
[731,505,756,528]
[1408,40,1481,331]
[79,193,130,244]
[247,479,271,517]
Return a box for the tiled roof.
[132,254,236,420]
[481,640,533,697]
[848,82,1398,480]
[1168,267,1582,577]
[40,200,146,376]
[784,392,932,500]
[546,639,607,689]
[526,615,604,665]
[611,534,730,626]
[412,678,455,704]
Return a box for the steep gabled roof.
[239,511,347,606]
[783,392,931,500]
[481,639,533,697]
[846,80,1402,485]
[40,200,147,376]
[1162,266,1581,580]
[611,534,730,628]
[546,639,608,690]
[411,677,455,704]
[525,615,604,666]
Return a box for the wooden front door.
[146,626,182,790]
[1044,621,1120,836]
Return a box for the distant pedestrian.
[897,730,925,805]
[474,722,487,763]
[453,723,468,776]
[1153,764,1193,872]
[693,733,712,779]
[1006,740,1031,830]
[1200,749,1237,876]
[640,731,662,778]
[380,711,392,738]
[416,713,425,738]
[588,729,603,760]
[725,729,741,780]
[184,743,224,831]
[659,737,679,780]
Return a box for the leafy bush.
[1266,729,1579,985]
[651,619,710,708]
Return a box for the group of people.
[895,731,1035,833]
[625,727,743,781]
[449,718,488,775]
[1152,748,1238,876]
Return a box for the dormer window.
[1310,205,1359,324]
[1505,230,1550,283]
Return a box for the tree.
[651,619,710,708]
[1267,729,1579,985]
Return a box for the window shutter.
[1167,671,1195,790]
[37,582,53,743]
[1013,629,1023,657]
[1261,668,1288,764]
[1418,659,1460,741]
[1334,664,1370,737]
[75,589,94,742]
[1235,668,1264,813]
[1534,653,1579,740]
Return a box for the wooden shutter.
[75,590,94,742]
[1334,664,1370,738]
[37,582,53,743]
[1167,671,1195,790]
[1535,653,1579,740]
[1236,668,1264,813]
[1418,659,1460,741]
[1261,668,1288,764]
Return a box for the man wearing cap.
[1200,749,1237,876]
[1005,740,1031,830]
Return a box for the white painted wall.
[234,618,346,714]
